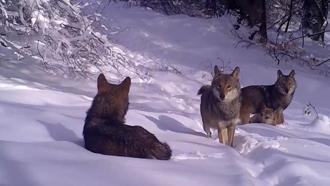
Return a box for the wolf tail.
[149,142,172,160]
[197,85,211,95]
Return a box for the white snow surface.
[1,2,330,186]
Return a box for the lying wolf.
[250,105,284,125]
[83,74,171,160]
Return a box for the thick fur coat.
[83,74,172,160]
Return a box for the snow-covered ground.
[1,2,330,186]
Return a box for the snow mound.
[173,151,224,161]
[235,128,287,155]
[259,160,319,186]
[304,114,330,134]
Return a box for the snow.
[1,1,330,186]
[302,115,330,135]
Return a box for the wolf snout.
[219,93,225,100]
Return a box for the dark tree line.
[125,0,329,43]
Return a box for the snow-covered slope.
[1,2,330,186]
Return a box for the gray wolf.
[198,66,241,146]
[240,70,296,124]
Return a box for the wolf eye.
[227,85,231,89]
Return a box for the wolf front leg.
[217,127,228,145]
[227,124,236,147]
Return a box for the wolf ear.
[277,70,283,78]
[97,73,109,93]
[214,65,221,76]
[231,66,240,79]
[120,77,131,95]
[289,70,295,77]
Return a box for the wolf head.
[211,66,240,102]
[259,105,283,124]
[92,73,131,121]
[275,70,296,95]
[259,105,276,123]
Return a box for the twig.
[307,102,319,119]
[91,32,105,44]
[231,28,255,48]
[314,58,330,67]
[284,29,330,43]
[284,0,294,32]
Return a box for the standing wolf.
[198,66,241,147]
[83,74,172,160]
[240,70,296,124]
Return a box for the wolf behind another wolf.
[198,66,241,146]
[240,70,296,124]
[249,105,284,125]
[83,74,171,160]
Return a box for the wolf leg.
[276,110,284,125]
[218,127,228,145]
[240,113,250,124]
[203,123,212,137]
[240,107,251,124]
[227,125,236,147]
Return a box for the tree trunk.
[205,0,217,16]
[259,0,267,42]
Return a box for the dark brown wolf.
[249,105,284,125]
[240,70,296,124]
[83,74,172,160]
[198,66,241,147]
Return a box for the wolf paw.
[206,131,212,138]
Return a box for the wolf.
[83,73,172,160]
[249,105,284,125]
[198,66,241,147]
[240,70,296,124]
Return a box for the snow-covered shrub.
[264,0,330,73]
[0,0,146,78]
